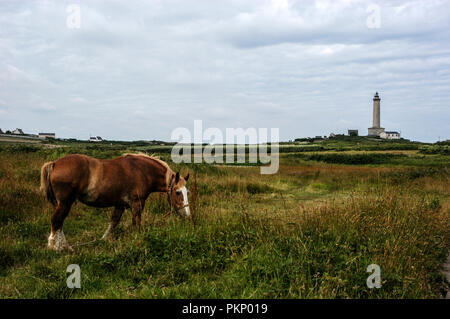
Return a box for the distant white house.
[90,136,103,142]
[12,128,25,135]
[380,131,400,140]
[39,132,56,139]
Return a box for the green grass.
[0,142,449,298]
[283,151,450,167]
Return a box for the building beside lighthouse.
[380,131,400,139]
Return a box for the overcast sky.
[1,0,449,142]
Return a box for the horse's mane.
[123,153,169,170]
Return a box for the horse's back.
[49,154,167,207]
[52,154,94,185]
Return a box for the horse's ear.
[175,172,180,183]
[184,173,189,182]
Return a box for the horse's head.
[169,172,190,218]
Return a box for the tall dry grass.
[0,150,448,298]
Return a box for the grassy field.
[0,139,449,298]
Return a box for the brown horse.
[40,153,190,251]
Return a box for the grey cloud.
[0,0,449,142]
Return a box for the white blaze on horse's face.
[178,186,190,218]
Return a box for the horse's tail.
[40,161,56,206]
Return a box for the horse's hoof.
[47,230,71,252]
[101,231,114,241]
[101,235,113,241]
[47,244,64,251]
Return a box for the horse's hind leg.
[102,206,124,240]
[131,200,144,230]
[48,200,73,251]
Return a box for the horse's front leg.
[102,206,124,240]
